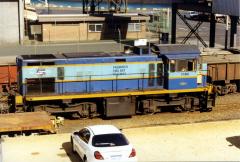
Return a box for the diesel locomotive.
[8,44,215,118]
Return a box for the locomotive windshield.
[170,59,196,72]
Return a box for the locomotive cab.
[154,44,206,90]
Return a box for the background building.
[35,13,149,42]
[0,0,24,44]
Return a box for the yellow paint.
[15,95,23,105]
[22,76,163,84]
[207,84,214,94]
[25,87,210,101]
[54,76,159,83]
[169,76,197,79]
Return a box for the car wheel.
[71,137,76,153]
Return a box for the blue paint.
[22,78,163,95]
[168,78,197,90]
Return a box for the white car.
[71,125,137,162]
[183,11,199,19]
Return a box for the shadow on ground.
[226,136,240,149]
[62,142,83,162]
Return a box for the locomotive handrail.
[24,72,163,95]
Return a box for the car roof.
[87,125,121,135]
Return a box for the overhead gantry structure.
[171,0,239,48]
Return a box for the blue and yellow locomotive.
[15,44,215,117]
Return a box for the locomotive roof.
[154,44,200,59]
[19,52,147,61]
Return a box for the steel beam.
[177,3,212,13]
[209,13,216,48]
[171,3,177,44]
[230,16,239,47]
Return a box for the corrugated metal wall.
[212,0,240,16]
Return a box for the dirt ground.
[57,93,240,133]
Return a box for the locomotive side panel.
[20,62,164,96]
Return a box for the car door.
[78,129,91,159]
[72,130,84,158]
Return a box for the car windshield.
[92,133,129,147]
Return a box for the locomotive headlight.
[170,60,175,64]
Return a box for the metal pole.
[46,0,49,14]
[125,0,128,13]
[34,34,37,55]
[54,20,56,43]
[197,27,199,47]
[118,28,121,51]
[18,0,24,45]
[83,0,85,14]
[209,13,216,48]
[158,25,161,44]
[167,8,170,33]
[230,16,238,48]
[224,15,229,50]
[171,3,177,44]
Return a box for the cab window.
[170,60,176,72]
[148,63,155,86]
[170,60,195,72]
